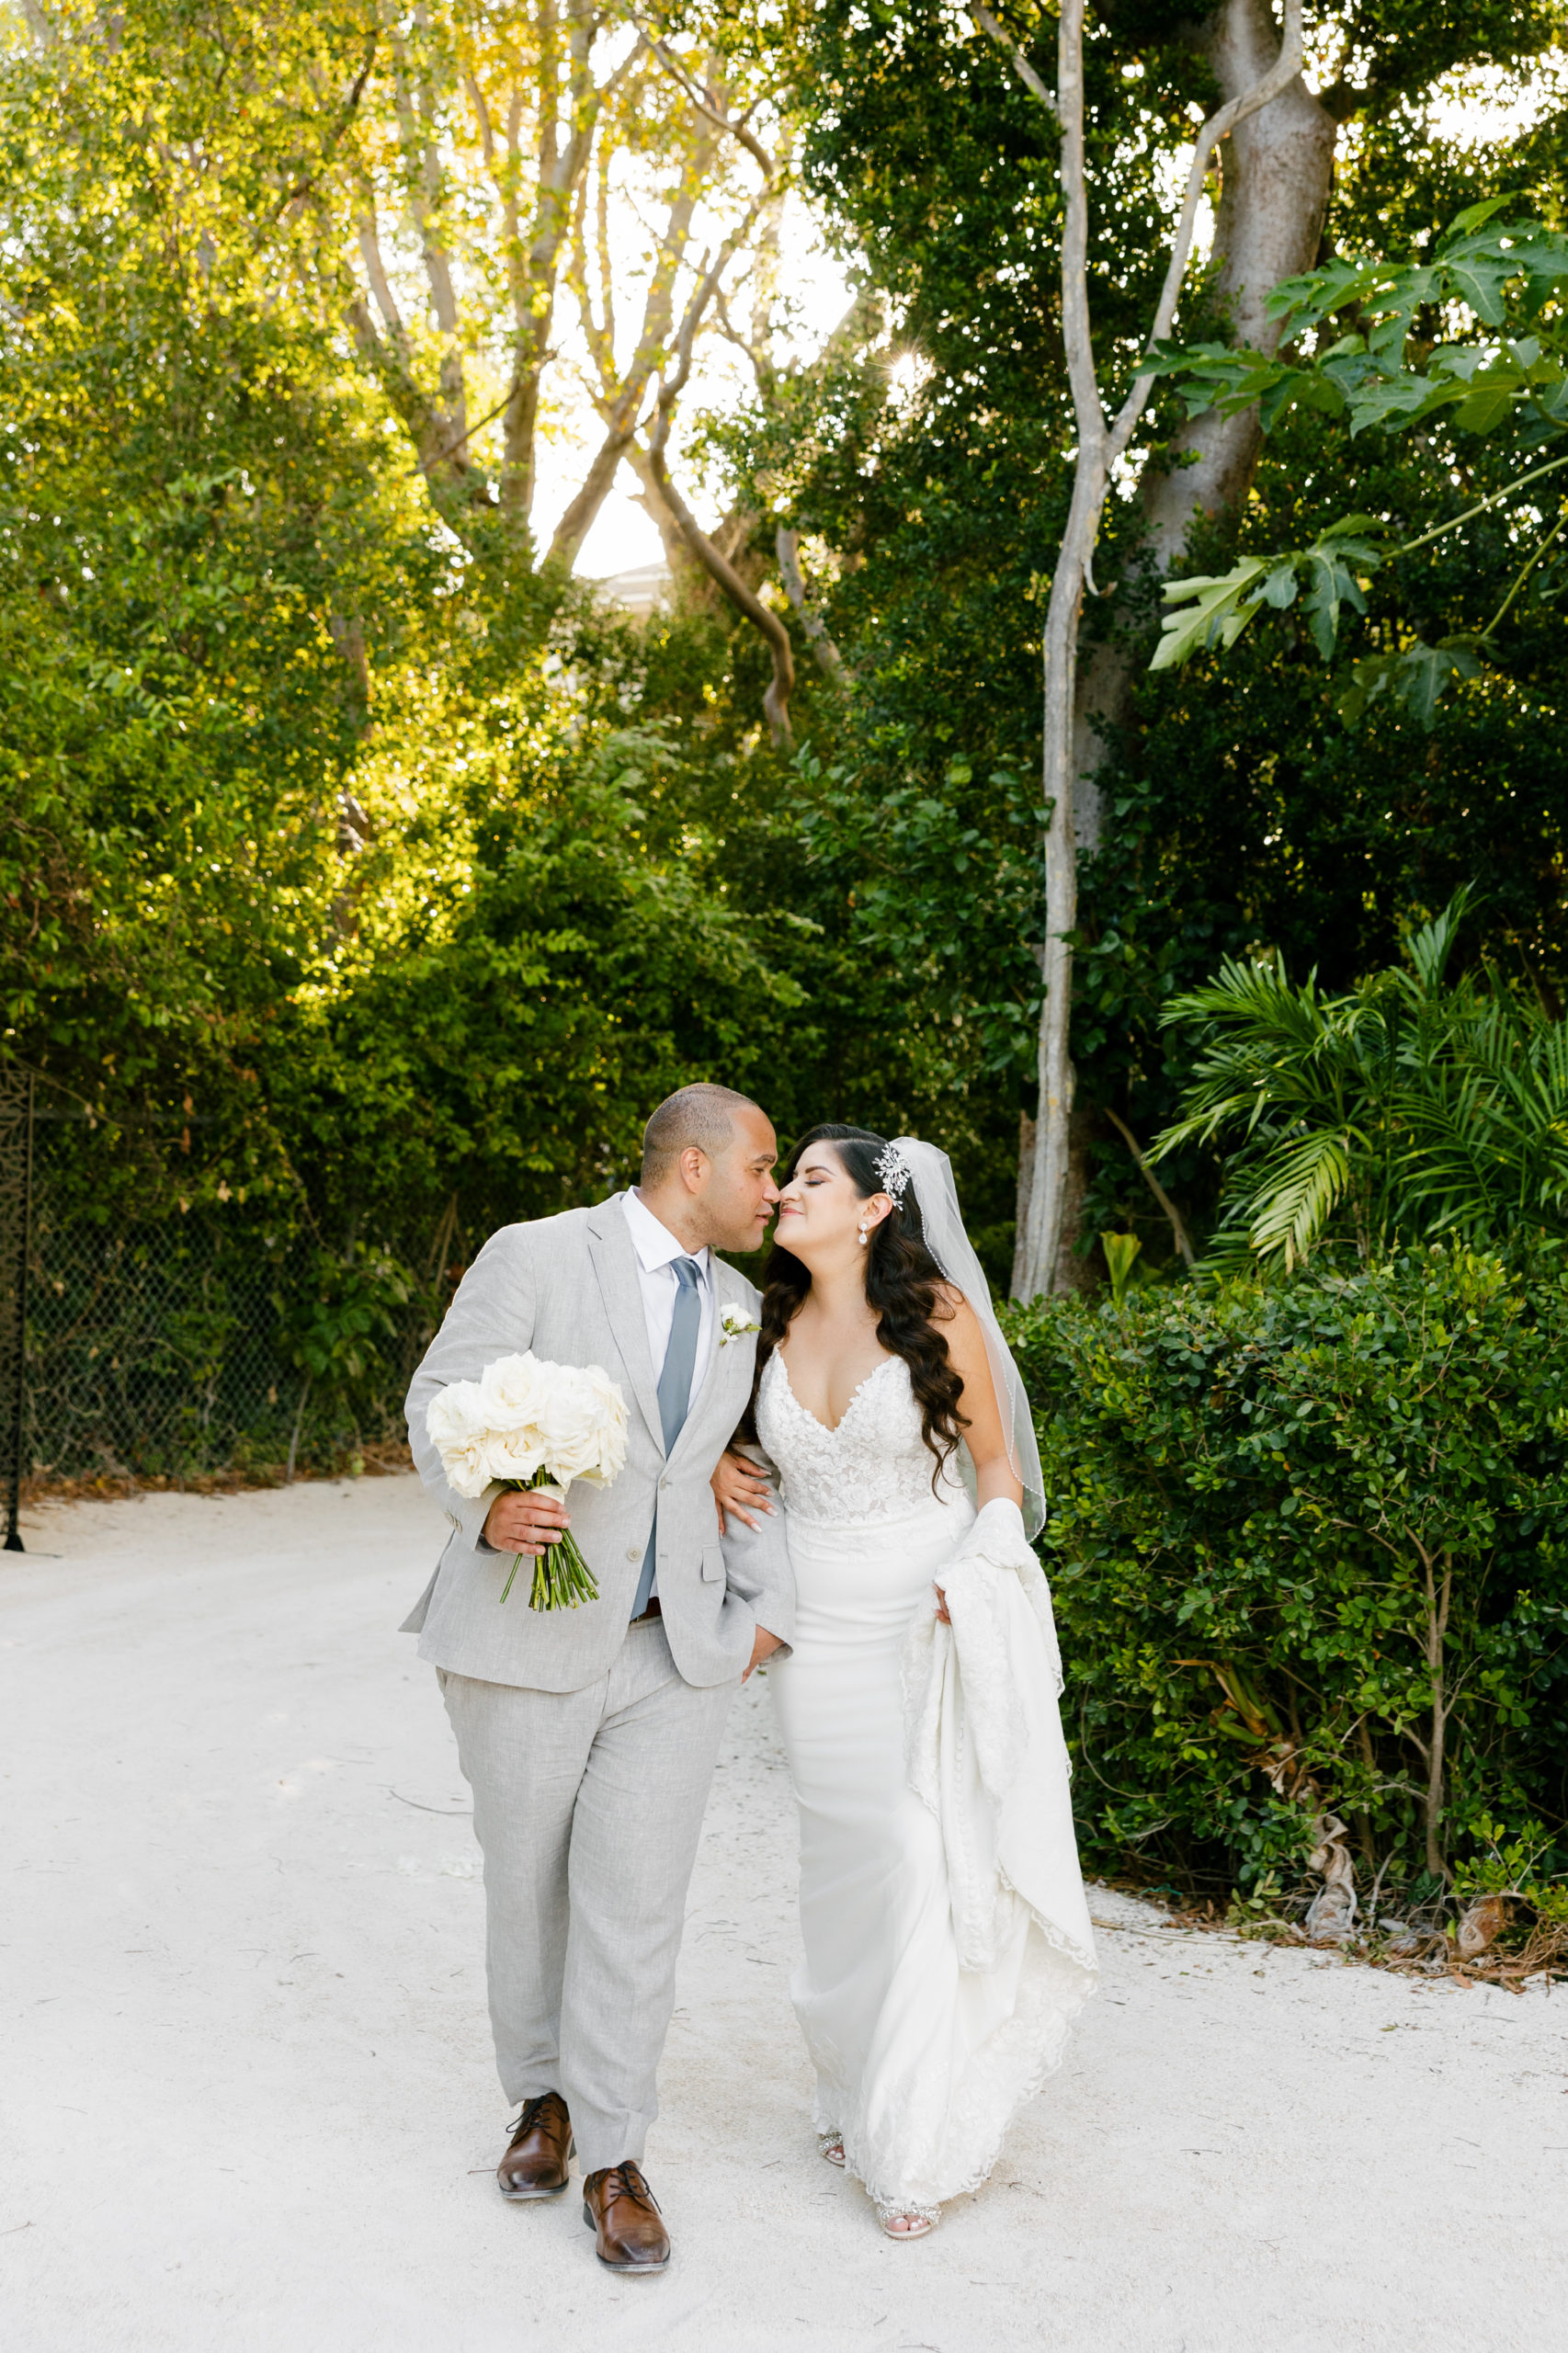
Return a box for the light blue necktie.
[631,1256,703,1620]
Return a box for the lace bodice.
[755,1349,966,1528]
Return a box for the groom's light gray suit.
[403,1193,793,2172]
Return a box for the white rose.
[426,1381,496,1495]
[441,1438,493,1499]
[480,1351,551,1429]
[424,1374,484,1439]
[573,1364,629,1484]
[579,1360,628,1424]
[538,1367,609,1482]
[426,1380,487,1449]
[483,1423,548,1483]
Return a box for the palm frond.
[1162,904,1568,1259]
[1241,1130,1355,1268]
[1403,885,1477,997]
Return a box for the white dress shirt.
[620,1188,714,1421]
[622,1190,714,1605]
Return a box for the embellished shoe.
[876,2200,940,2240]
[817,2129,846,2168]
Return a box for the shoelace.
[597,2162,660,2214]
[509,2094,565,2143]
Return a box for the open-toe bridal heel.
[876,2201,940,2240]
[817,2130,846,2168]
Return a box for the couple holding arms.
[404,1083,1095,2275]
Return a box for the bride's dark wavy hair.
[749,1124,967,1491]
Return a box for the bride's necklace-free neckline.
[776,1349,899,1438]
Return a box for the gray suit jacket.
[401,1194,794,1691]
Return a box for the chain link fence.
[24,1205,437,1483]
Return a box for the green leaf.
[1445,195,1518,236]
[1398,640,1483,725]
[1454,382,1524,433]
[1152,559,1271,670]
[1101,1231,1142,1308]
[1301,542,1373,663]
[1339,641,1482,730]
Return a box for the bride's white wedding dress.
[757,1347,1096,2223]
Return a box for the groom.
[403,1084,792,2276]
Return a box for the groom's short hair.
[642,1084,761,1187]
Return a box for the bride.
[713,1126,1096,2241]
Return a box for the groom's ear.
[676,1144,711,1196]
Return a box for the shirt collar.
[622,1188,710,1281]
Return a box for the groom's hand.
[483,1489,568,1558]
[743,1624,783,1682]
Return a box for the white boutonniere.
[720,1302,762,1346]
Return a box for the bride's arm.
[934,1297,1025,1622]
[943,1292,1026,1510]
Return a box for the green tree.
[0,0,433,1216]
[711,0,1568,1281]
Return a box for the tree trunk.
[1052,1098,1102,1295]
[285,1375,311,1485]
[1420,1544,1454,1883]
[1009,1109,1037,1298]
[1010,1105,1101,1296]
[1011,0,1098,1304]
[1010,0,1330,1294]
[1141,0,1336,569]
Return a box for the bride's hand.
[934,1584,951,1625]
[712,1448,776,1536]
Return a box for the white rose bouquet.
[426,1351,629,1608]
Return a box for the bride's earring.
[858,1222,869,1247]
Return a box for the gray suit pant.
[440,1618,737,2174]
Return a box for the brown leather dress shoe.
[497,2093,574,2200]
[582,2161,670,2273]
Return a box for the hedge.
[1006,1248,1568,1915]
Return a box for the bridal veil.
[885,1136,1047,1538]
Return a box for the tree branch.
[552,169,772,570]
[272,33,379,219]
[636,228,795,739]
[971,6,1059,119]
[356,209,411,356]
[650,441,795,745]
[1104,1107,1196,1267]
[641,33,779,179]
[776,527,847,683]
[417,390,515,475]
[498,2,619,519]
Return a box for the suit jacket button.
[626,1547,640,1562]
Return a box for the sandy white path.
[2,1476,1566,2353]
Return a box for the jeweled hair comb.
[875,1141,913,1206]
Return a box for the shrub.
[1005,1248,1568,1910]
[1150,892,1568,1271]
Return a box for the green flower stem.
[496,1469,601,1608]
